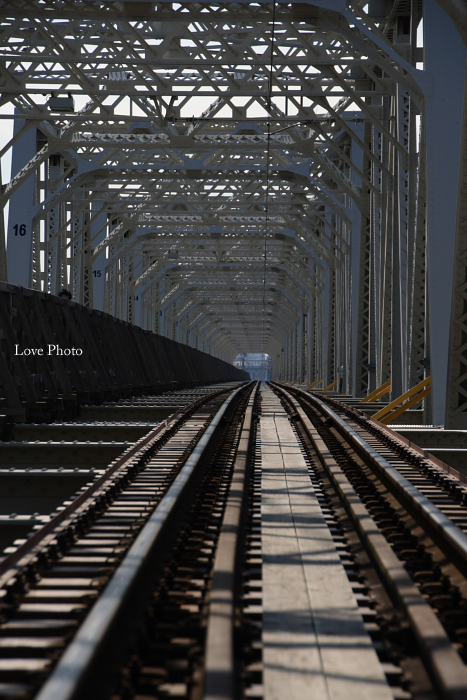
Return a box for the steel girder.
[1,0,467,423]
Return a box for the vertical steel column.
[126,257,135,323]
[46,155,64,296]
[327,219,337,384]
[155,281,160,335]
[104,218,120,317]
[425,2,467,425]
[349,127,363,396]
[447,62,467,427]
[380,94,393,389]
[293,320,298,380]
[171,301,176,340]
[0,167,6,281]
[72,187,92,306]
[409,118,427,389]
[91,207,107,311]
[371,122,383,389]
[393,85,411,396]
[6,118,37,287]
[301,308,308,383]
[343,228,352,393]
[355,121,372,397]
[311,294,318,381]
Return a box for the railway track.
[4,381,467,699]
[273,381,467,700]
[0,381,255,700]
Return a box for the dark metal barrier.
[0,282,248,422]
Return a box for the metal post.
[7,117,37,287]
[424,2,467,425]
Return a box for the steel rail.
[34,383,249,700]
[298,388,467,579]
[202,385,257,700]
[273,383,467,700]
[0,384,238,587]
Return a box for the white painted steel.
[1,2,467,423]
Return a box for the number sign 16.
[13,224,27,236]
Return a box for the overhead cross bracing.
[1,0,467,427]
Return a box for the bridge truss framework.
[1,0,467,427]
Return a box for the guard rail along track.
[272,380,467,700]
[0,282,248,424]
[0,381,257,700]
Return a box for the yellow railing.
[306,376,326,390]
[372,376,432,424]
[322,379,338,392]
[360,379,391,403]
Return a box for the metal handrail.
[360,379,391,403]
[372,376,431,421]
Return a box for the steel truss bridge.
[1,0,467,427]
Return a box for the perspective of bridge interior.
[1,2,467,700]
